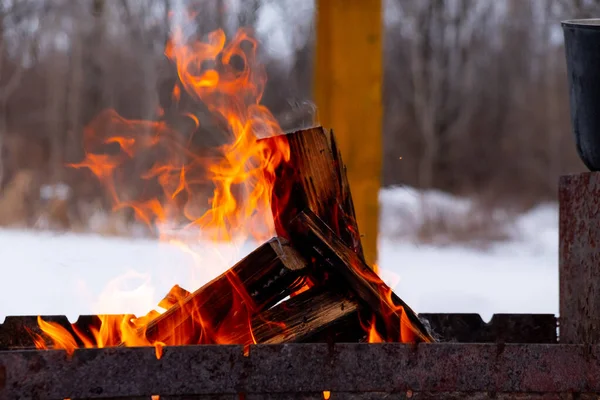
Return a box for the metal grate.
[1,343,597,399]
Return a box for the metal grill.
[0,172,597,399]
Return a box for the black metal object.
[563,20,600,171]
[419,313,557,344]
[0,315,111,350]
[1,343,598,399]
[0,313,558,350]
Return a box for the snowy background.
[0,186,558,322]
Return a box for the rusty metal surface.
[1,343,600,399]
[68,395,600,400]
[53,393,599,400]
[419,314,557,343]
[559,172,600,344]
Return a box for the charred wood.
[142,237,308,345]
[227,287,362,345]
[261,126,365,262]
[290,209,434,343]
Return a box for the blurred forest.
[0,0,591,232]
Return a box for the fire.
[365,316,384,344]
[36,316,78,354]
[34,26,422,352]
[36,27,289,352]
[352,259,423,342]
[34,313,160,356]
[70,26,288,242]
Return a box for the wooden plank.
[142,237,308,345]
[227,287,361,345]
[290,209,433,343]
[262,126,364,261]
[157,284,191,309]
[314,0,383,266]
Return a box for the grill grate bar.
[1,343,598,399]
[0,313,558,350]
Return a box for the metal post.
[559,172,600,343]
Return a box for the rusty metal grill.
[0,173,597,399]
[1,343,597,399]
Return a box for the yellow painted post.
[314,0,383,266]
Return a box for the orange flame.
[69,27,288,242]
[36,316,78,355]
[34,26,424,352]
[365,315,384,344]
[351,259,425,343]
[36,27,289,352]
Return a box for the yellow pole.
[314,0,383,266]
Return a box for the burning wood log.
[227,287,362,345]
[35,127,431,349]
[141,237,309,345]
[290,208,434,343]
[261,126,365,262]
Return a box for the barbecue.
[1,18,600,400]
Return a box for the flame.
[69,26,288,243]
[34,26,425,352]
[36,27,289,352]
[351,259,426,343]
[36,316,78,355]
[365,315,384,344]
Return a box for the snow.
[0,187,559,322]
[40,183,71,201]
[378,188,558,321]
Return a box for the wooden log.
[142,237,308,345]
[226,287,362,345]
[290,208,434,343]
[260,126,365,262]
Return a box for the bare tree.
[0,0,42,188]
[396,0,492,189]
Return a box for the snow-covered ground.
[0,187,558,322]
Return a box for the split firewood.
[225,287,362,345]
[141,237,308,345]
[290,208,435,343]
[157,284,191,309]
[260,126,365,262]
